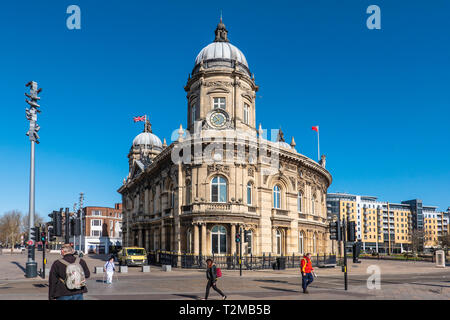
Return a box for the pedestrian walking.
[202,258,226,300]
[104,256,116,284]
[48,243,90,300]
[300,253,315,294]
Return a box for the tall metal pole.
[25,81,41,278]
[343,217,348,290]
[79,193,84,254]
[26,140,37,277]
[239,226,242,277]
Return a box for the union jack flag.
[133,115,146,122]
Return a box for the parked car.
[117,247,148,266]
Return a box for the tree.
[0,210,23,248]
[411,229,424,254]
[438,233,450,255]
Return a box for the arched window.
[185,180,191,204]
[186,229,193,253]
[276,229,282,255]
[297,192,302,213]
[243,103,250,125]
[211,176,227,203]
[311,195,315,215]
[313,233,317,253]
[191,104,196,125]
[211,225,227,254]
[246,229,253,254]
[273,185,281,209]
[169,187,175,208]
[299,232,304,254]
[247,182,252,206]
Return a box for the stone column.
[201,223,207,256]
[286,227,292,254]
[145,228,150,251]
[231,224,236,255]
[161,222,166,251]
[138,228,143,248]
[194,223,200,255]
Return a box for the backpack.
[216,267,222,278]
[58,257,86,290]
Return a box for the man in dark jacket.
[49,244,90,300]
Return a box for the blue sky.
[0,0,449,220]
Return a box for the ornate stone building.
[118,19,333,256]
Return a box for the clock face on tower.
[207,109,230,129]
[211,112,226,128]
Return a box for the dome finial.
[214,14,229,42]
[144,116,152,133]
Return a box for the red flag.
[312,126,319,132]
[133,116,146,122]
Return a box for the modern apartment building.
[327,193,448,253]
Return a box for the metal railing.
[147,251,337,270]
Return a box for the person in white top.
[103,256,116,284]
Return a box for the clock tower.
[184,18,259,135]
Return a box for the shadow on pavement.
[253,279,289,284]
[11,261,26,273]
[172,294,200,300]
[259,286,299,293]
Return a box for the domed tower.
[127,119,163,175]
[185,18,259,135]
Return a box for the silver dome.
[132,132,162,148]
[195,42,248,68]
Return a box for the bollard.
[162,265,172,272]
[142,265,150,272]
[95,267,104,274]
[436,250,445,268]
[120,266,128,273]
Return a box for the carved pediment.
[207,164,230,176]
[207,87,230,94]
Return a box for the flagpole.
[317,127,320,161]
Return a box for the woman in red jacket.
[300,253,314,294]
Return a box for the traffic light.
[30,226,40,243]
[329,220,342,241]
[40,231,46,243]
[244,230,250,243]
[235,233,241,243]
[48,227,56,242]
[347,221,356,242]
[55,210,62,236]
[74,218,81,236]
[48,210,62,236]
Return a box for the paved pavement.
[0,252,449,300]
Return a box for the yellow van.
[117,247,148,266]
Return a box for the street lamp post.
[25,81,42,278]
[376,206,381,254]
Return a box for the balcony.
[248,206,257,213]
[272,208,289,216]
[207,203,231,211]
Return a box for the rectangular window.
[213,97,226,109]
[91,219,101,227]
[91,230,101,237]
[92,210,102,216]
